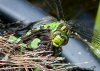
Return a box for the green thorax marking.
[52,22,62,32]
[36,20,70,35]
[61,26,66,31]
[36,20,65,32]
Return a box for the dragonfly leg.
[51,44,62,56]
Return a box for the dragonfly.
[14,0,100,56]
[43,0,100,56]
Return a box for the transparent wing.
[45,0,65,21]
[67,19,100,45]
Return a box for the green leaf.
[8,35,17,43]
[91,1,100,59]
[16,37,21,42]
[31,38,41,48]
[28,45,32,48]
[34,68,40,71]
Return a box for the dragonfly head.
[51,30,69,47]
